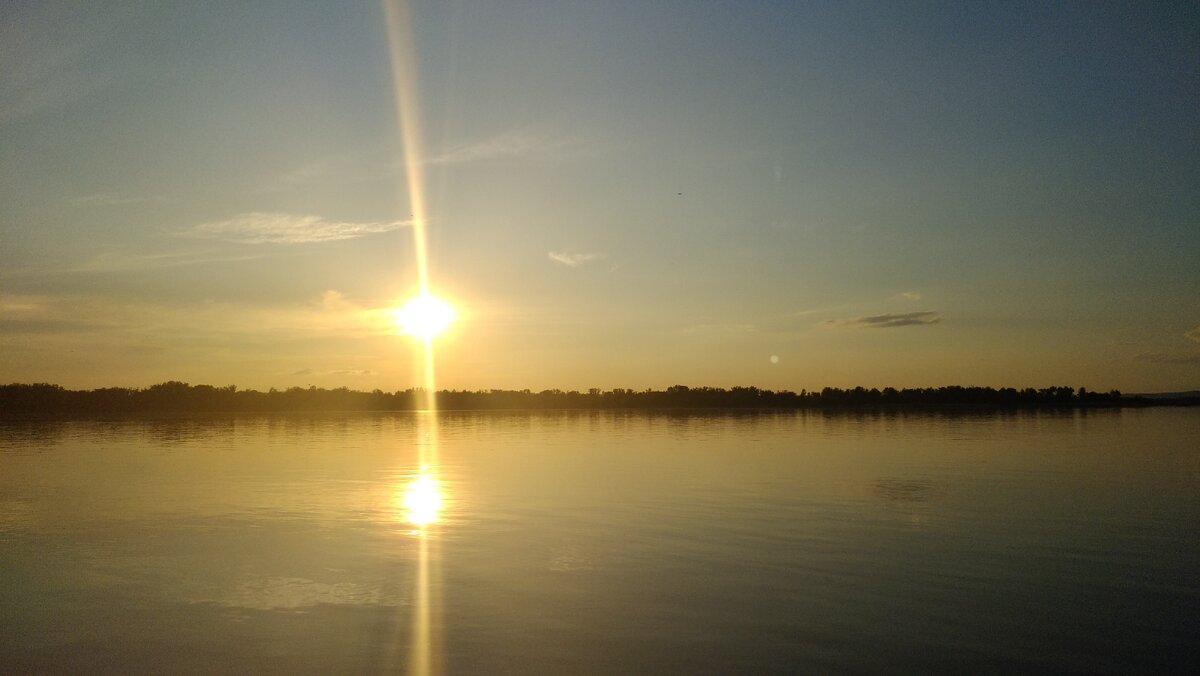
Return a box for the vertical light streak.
[382,3,442,676]
[405,423,441,676]
[409,528,432,676]
[421,336,438,419]
[383,0,431,297]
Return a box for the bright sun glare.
[394,294,455,339]
[401,473,443,527]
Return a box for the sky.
[2,0,1198,393]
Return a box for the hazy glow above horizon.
[0,1,1197,393]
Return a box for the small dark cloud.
[824,311,942,329]
[289,368,313,376]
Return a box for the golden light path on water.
[383,2,447,675]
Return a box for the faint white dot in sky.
[769,355,780,364]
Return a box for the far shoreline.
[2,382,1196,419]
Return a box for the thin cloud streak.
[427,130,593,165]
[678,322,757,335]
[71,193,166,206]
[186,212,410,245]
[288,368,375,377]
[0,8,115,126]
[75,250,273,273]
[0,251,279,279]
[824,311,943,328]
[548,251,605,267]
[0,291,400,366]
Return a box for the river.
[2,407,1197,674]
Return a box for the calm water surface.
[2,408,1198,674]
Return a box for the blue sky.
[2,0,1198,391]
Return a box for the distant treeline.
[0,381,1175,417]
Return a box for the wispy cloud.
[679,322,757,335]
[549,251,605,268]
[1126,327,1200,365]
[0,6,115,126]
[0,250,277,279]
[0,294,44,313]
[901,291,921,301]
[1133,351,1200,365]
[185,212,410,244]
[1,289,394,347]
[71,193,165,206]
[79,250,272,273]
[428,130,591,165]
[256,155,385,193]
[274,162,328,187]
[824,311,943,328]
[791,304,852,318]
[0,294,98,334]
[0,290,403,387]
[318,290,353,311]
[287,368,374,377]
[0,294,156,336]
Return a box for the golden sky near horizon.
[2,1,1198,393]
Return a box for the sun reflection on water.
[400,471,444,529]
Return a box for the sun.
[394,293,455,339]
